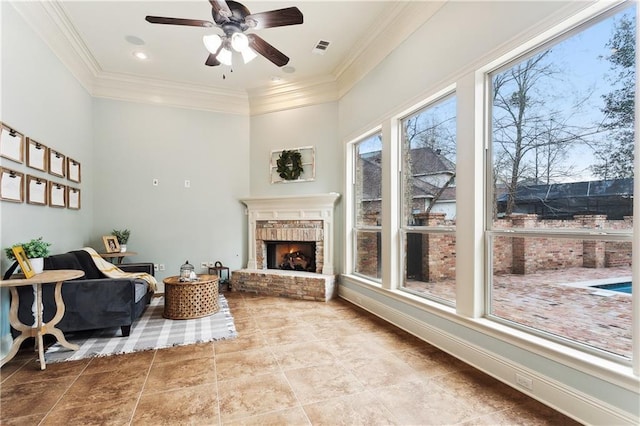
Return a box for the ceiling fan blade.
[209,0,233,23]
[205,53,221,67]
[246,7,303,30]
[247,34,290,67]
[145,16,214,27]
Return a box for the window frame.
[482,1,636,363]
[397,89,458,306]
[347,129,384,283]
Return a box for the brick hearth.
[232,269,336,302]
[235,193,340,301]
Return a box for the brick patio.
[404,266,632,359]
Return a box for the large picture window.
[400,94,457,305]
[487,5,635,359]
[353,133,383,281]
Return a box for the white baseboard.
[339,285,638,426]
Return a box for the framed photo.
[67,157,81,183]
[103,235,120,253]
[48,149,66,178]
[49,182,66,207]
[27,175,48,205]
[0,122,24,164]
[270,146,316,184]
[67,187,81,210]
[12,246,35,279]
[26,138,48,172]
[0,167,24,203]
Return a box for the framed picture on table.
[102,236,120,253]
[12,246,35,279]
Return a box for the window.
[353,133,383,281]
[400,94,457,305]
[487,5,635,359]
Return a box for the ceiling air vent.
[312,40,331,55]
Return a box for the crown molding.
[93,72,250,115]
[335,1,447,98]
[10,0,444,116]
[247,75,338,116]
[9,0,99,93]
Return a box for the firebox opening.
[266,241,316,272]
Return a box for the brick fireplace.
[232,193,340,301]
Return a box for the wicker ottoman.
[163,274,220,319]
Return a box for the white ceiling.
[60,1,396,90]
[11,1,445,113]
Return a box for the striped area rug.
[45,295,237,363]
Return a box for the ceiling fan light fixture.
[241,47,258,64]
[203,33,222,53]
[218,47,233,66]
[231,32,249,52]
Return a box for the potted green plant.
[5,237,51,274]
[111,229,130,252]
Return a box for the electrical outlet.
[154,264,158,271]
[208,261,215,267]
[201,262,208,268]
[152,178,159,186]
[516,373,533,390]
[158,264,165,271]
[184,180,190,188]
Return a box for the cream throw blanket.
[83,247,157,292]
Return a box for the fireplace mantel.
[241,193,340,275]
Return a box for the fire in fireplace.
[266,241,316,272]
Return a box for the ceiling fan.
[145,0,303,68]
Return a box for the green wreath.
[276,150,304,180]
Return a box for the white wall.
[338,1,638,424]
[1,2,93,355]
[92,99,250,290]
[249,102,344,272]
[249,102,341,197]
[0,2,94,258]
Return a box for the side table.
[163,274,220,320]
[0,269,85,370]
[98,251,138,264]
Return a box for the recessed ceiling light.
[282,66,295,74]
[133,51,149,60]
[125,35,145,45]
[271,76,282,82]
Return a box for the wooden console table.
[0,269,85,370]
[98,251,138,264]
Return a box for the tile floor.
[1,292,582,425]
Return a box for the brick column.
[510,214,538,274]
[575,215,607,268]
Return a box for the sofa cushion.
[44,253,86,278]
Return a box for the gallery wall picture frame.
[0,122,25,164]
[26,175,48,205]
[67,157,81,183]
[270,146,316,184]
[48,182,66,208]
[0,167,24,203]
[48,149,66,178]
[12,246,35,279]
[102,235,120,253]
[67,186,81,210]
[26,138,49,172]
